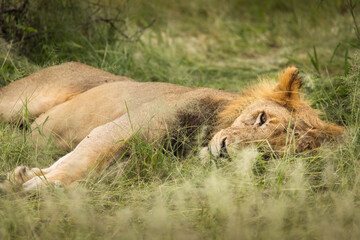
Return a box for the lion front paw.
[7,165,43,185]
[8,166,31,185]
[22,176,64,192]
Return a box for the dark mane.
[166,97,229,157]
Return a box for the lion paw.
[22,176,64,192]
[7,166,42,185]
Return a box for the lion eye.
[257,112,267,126]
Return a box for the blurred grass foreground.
[1,0,360,239]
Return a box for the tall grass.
[1,0,360,239]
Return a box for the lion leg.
[19,102,174,191]
[21,119,132,191]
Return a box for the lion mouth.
[219,137,228,158]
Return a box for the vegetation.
[0,0,359,239]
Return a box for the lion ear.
[272,67,302,105]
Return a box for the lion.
[0,62,343,191]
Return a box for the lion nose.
[209,133,229,158]
[209,130,231,158]
[219,137,228,158]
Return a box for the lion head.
[209,67,343,157]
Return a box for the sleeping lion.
[0,62,343,191]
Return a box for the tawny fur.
[0,63,343,191]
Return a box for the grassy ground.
[0,0,360,239]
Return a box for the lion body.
[0,62,342,191]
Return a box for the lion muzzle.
[209,130,229,158]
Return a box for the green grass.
[0,0,360,239]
